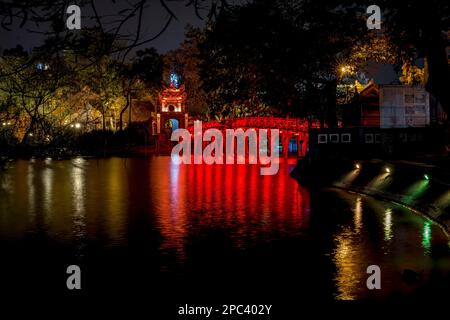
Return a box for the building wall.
[379,85,430,128]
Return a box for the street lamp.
[340,65,354,77]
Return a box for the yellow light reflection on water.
[71,158,86,245]
[353,196,362,233]
[333,227,364,301]
[384,208,393,241]
[42,165,53,226]
[367,172,390,190]
[333,195,365,301]
[94,158,128,244]
[336,169,359,187]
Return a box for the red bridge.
[187,117,321,158]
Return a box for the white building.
[379,85,430,128]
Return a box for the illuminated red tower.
[156,73,188,134]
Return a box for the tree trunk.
[119,91,131,131]
[128,95,132,125]
[424,31,450,116]
[102,106,106,131]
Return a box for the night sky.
[0,0,397,83]
[0,1,207,53]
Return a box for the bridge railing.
[187,117,321,133]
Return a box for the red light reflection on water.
[152,159,310,260]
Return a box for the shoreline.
[331,185,450,240]
[292,157,450,234]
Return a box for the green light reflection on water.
[421,221,432,255]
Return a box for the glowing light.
[385,167,391,173]
[333,227,363,300]
[421,221,432,254]
[337,169,359,186]
[402,180,429,204]
[75,123,81,129]
[355,163,360,169]
[340,65,353,76]
[424,174,429,180]
[367,172,391,190]
[170,72,180,88]
[353,196,362,233]
[36,62,49,71]
[384,208,393,241]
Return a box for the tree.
[198,1,300,118]
[64,29,127,132]
[197,0,364,125]
[0,50,73,143]
[164,27,208,118]
[83,56,124,131]
[0,0,231,75]
[118,48,163,130]
[376,0,450,114]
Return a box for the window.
[341,133,351,143]
[408,133,417,143]
[374,134,381,143]
[415,94,426,104]
[405,106,415,114]
[365,134,374,143]
[399,133,407,143]
[405,94,415,104]
[330,134,339,143]
[318,134,328,144]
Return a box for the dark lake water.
[1,157,450,304]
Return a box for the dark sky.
[0,0,397,83]
[0,0,209,54]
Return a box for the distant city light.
[36,62,49,71]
